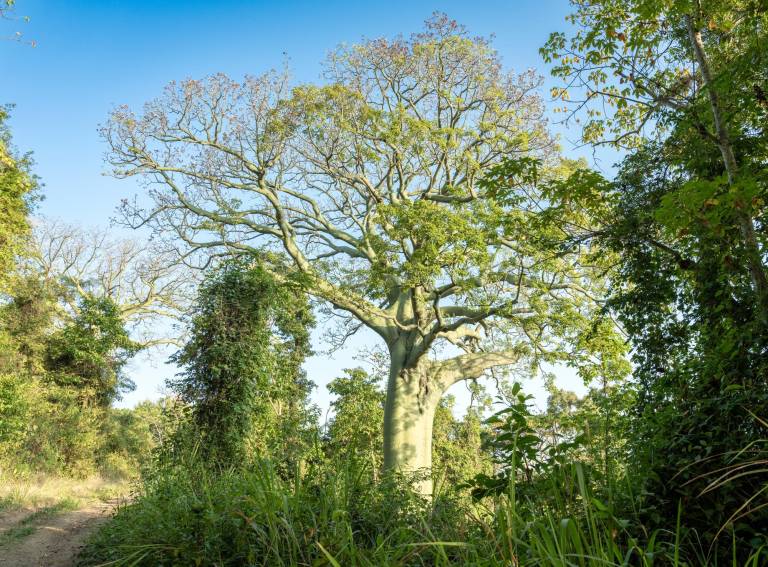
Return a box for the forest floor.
[0,476,130,566]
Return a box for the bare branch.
[28,218,194,347]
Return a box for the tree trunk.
[687,17,768,324]
[382,340,440,496]
[379,338,523,495]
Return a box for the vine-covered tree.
[170,259,315,467]
[105,15,606,493]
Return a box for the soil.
[0,501,115,567]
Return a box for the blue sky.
[2,0,602,414]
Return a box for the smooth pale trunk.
[382,346,440,496]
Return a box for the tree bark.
[382,340,440,496]
[381,336,522,496]
[687,17,768,323]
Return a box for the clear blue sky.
[2,0,599,413]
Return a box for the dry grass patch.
[0,474,132,511]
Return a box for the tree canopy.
[104,15,617,492]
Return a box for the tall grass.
[77,451,728,567]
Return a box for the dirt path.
[0,501,115,567]
[0,509,33,534]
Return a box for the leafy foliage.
[325,368,385,474]
[432,395,491,489]
[170,259,316,468]
[45,296,140,407]
[603,147,768,560]
[541,2,768,561]
[469,383,583,500]
[0,106,37,293]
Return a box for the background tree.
[29,219,191,348]
[45,295,140,408]
[170,259,315,468]
[0,222,183,476]
[105,15,608,493]
[542,1,768,559]
[0,106,37,294]
[325,368,385,477]
[432,394,490,490]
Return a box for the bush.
[0,372,34,463]
[98,401,168,479]
[0,373,100,476]
[0,372,165,479]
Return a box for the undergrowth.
[76,454,765,567]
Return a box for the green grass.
[78,455,679,567]
[0,496,18,513]
[0,498,79,547]
[77,449,768,566]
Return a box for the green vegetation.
[0,110,173,481]
[0,281,166,478]
[0,106,37,294]
[539,1,768,561]
[77,457,672,567]
[1,4,766,566]
[169,259,317,469]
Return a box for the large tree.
[105,15,599,493]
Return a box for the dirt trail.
[0,501,115,567]
[0,509,33,535]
